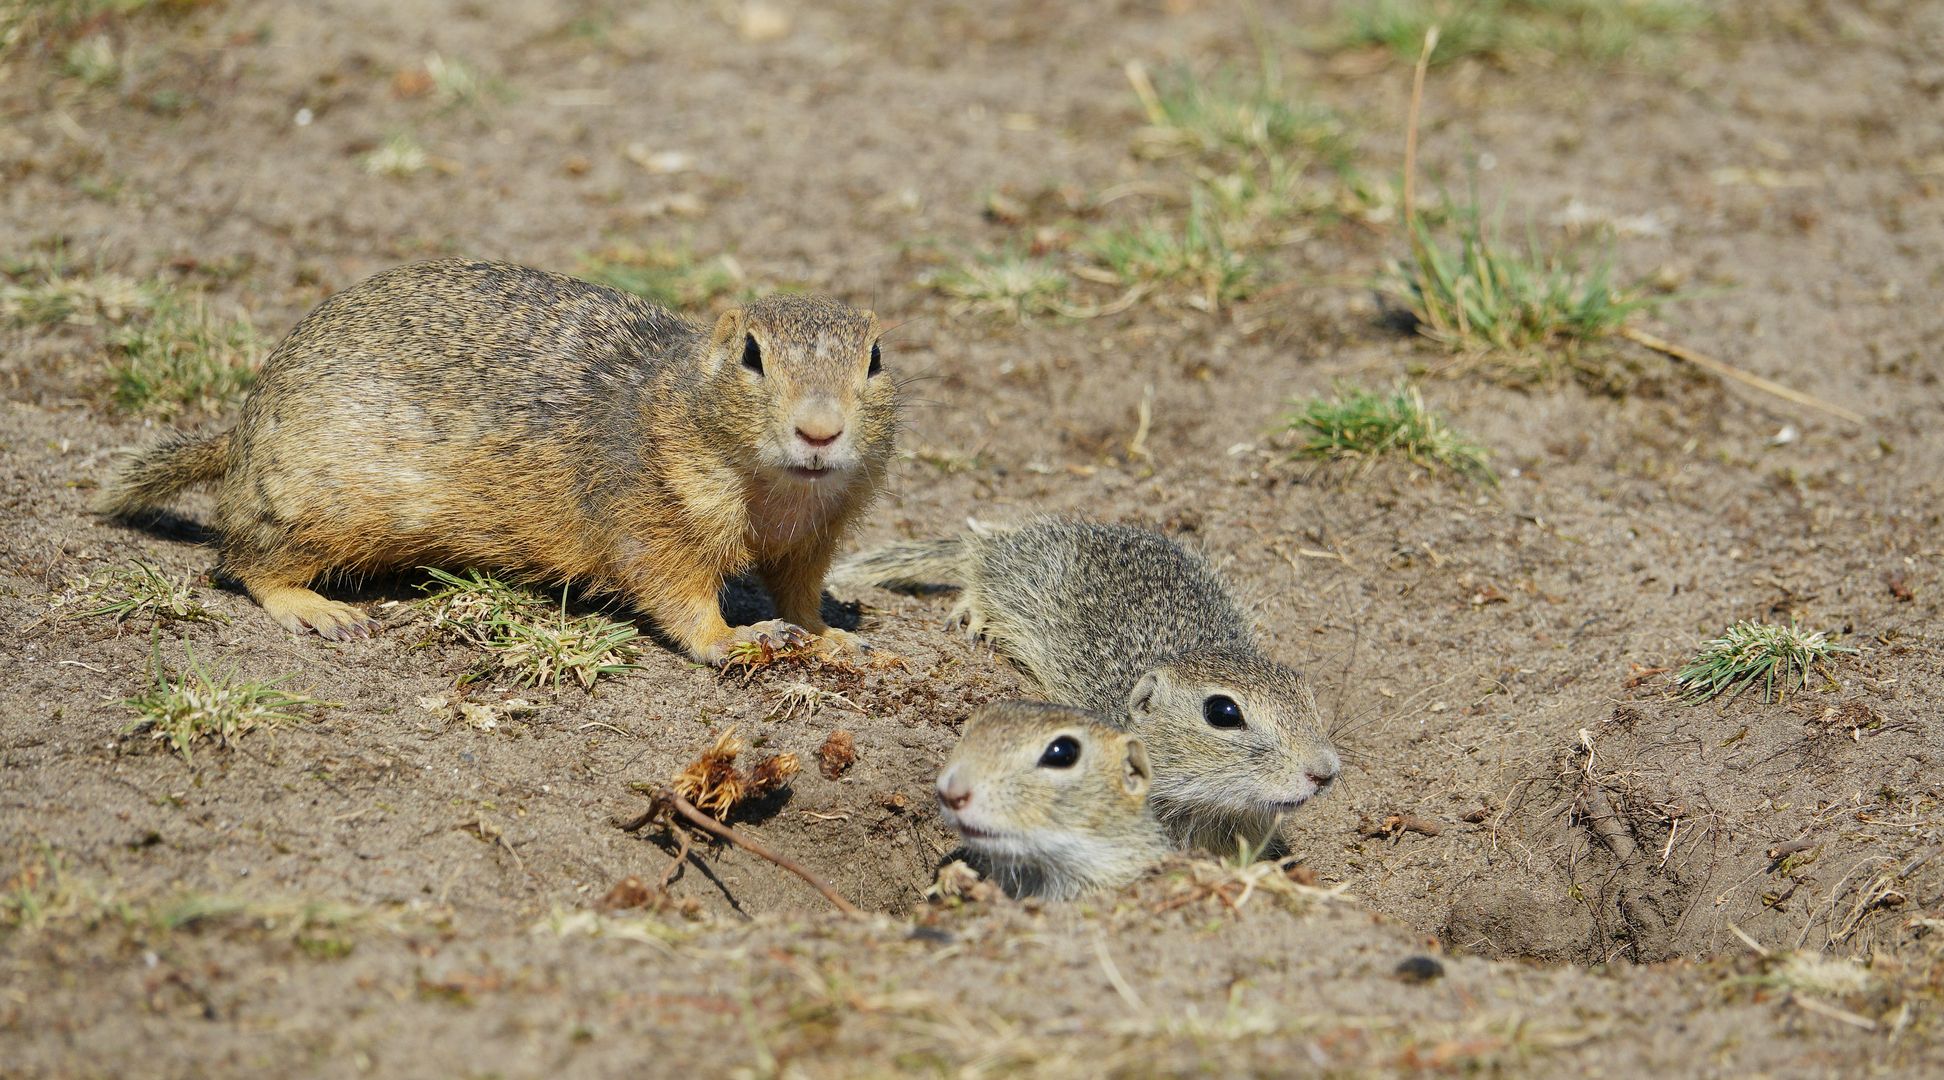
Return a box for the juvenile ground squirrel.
[837,518,1340,854]
[936,700,1170,900]
[98,259,899,663]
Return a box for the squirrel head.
[936,701,1156,868]
[700,294,898,488]
[1125,649,1341,841]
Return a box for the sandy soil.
[2,0,1941,1075]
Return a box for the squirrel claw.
[705,619,814,665]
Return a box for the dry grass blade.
[1618,326,1864,424]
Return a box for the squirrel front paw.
[813,627,870,656]
[699,619,815,666]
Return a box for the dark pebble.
[1395,955,1445,983]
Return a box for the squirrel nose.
[937,771,973,812]
[794,399,845,448]
[1307,755,1340,794]
[796,425,843,448]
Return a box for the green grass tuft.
[56,562,223,625]
[1386,194,1654,378]
[124,644,330,761]
[361,132,430,177]
[424,52,507,110]
[60,33,119,86]
[1132,65,1350,165]
[924,250,1072,321]
[1085,194,1255,310]
[1334,0,1708,67]
[3,0,211,57]
[109,291,258,416]
[1676,621,1856,705]
[0,261,153,327]
[1288,382,1493,482]
[417,568,642,690]
[579,245,742,309]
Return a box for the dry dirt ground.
[3,0,1943,1076]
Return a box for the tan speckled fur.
[835,518,1340,855]
[936,701,1169,901]
[97,259,900,660]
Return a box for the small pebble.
[1395,955,1445,983]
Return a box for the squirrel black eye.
[1038,735,1080,769]
[741,334,763,375]
[1203,695,1245,729]
[867,341,882,377]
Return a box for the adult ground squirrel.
[936,700,1169,900]
[836,518,1340,854]
[97,259,899,663]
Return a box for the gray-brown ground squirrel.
[936,700,1170,900]
[836,518,1340,854]
[97,259,900,663]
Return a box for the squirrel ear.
[1120,737,1153,799]
[706,308,747,368]
[1127,670,1163,722]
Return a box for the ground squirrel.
[936,700,1170,900]
[97,259,899,663]
[836,518,1340,854]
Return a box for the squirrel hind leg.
[225,547,380,641]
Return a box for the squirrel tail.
[829,536,972,592]
[94,429,233,518]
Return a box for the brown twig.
[619,787,863,917]
[1617,326,1864,425]
[657,827,693,892]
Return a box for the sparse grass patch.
[3,255,256,414]
[1,847,94,933]
[60,33,119,86]
[1,254,153,327]
[124,645,331,760]
[1129,63,1350,166]
[361,132,429,177]
[1287,382,1493,482]
[1196,157,1337,249]
[924,249,1072,321]
[424,52,504,110]
[1676,621,1856,705]
[1334,0,1707,67]
[417,568,642,690]
[5,846,393,955]
[109,290,258,416]
[1385,195,1654,383]
[579,244,742,308]
[1085,196,1254,310]
[2,0,216,57]
[53,561,222,625]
